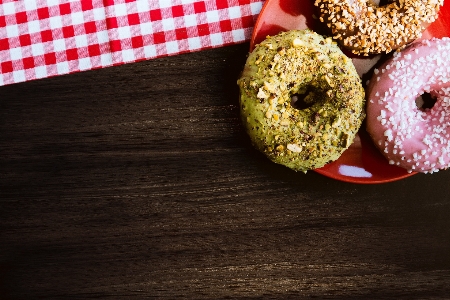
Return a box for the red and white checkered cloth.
[0,0,264,86]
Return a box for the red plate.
[250,0,450,184]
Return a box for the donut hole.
[291,88,317,110]
[415,92,437,111]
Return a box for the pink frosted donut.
[366,37,450,174]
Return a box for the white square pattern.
[48,16,63,29]
[117,26,132,39]
[31,43,45,56]
[6,24,19,38]
[28,20,41,34]
[162,18,175,31]
[70,12,85,25]
[206,10,219,23]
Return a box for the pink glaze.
[366,37,450,174]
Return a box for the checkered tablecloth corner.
[0,0,264,86]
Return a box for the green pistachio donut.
[237,30,365,172]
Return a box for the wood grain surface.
[1,43,450,299]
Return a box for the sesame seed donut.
[314,0,444,55]
[366,37,450,173]
[237,30,365,172]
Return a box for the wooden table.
[1,43,450,299]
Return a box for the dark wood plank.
[1,43,450,299]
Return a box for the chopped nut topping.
[287,143,303,153]
[292,38,304,47]
[314,0,443,54]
